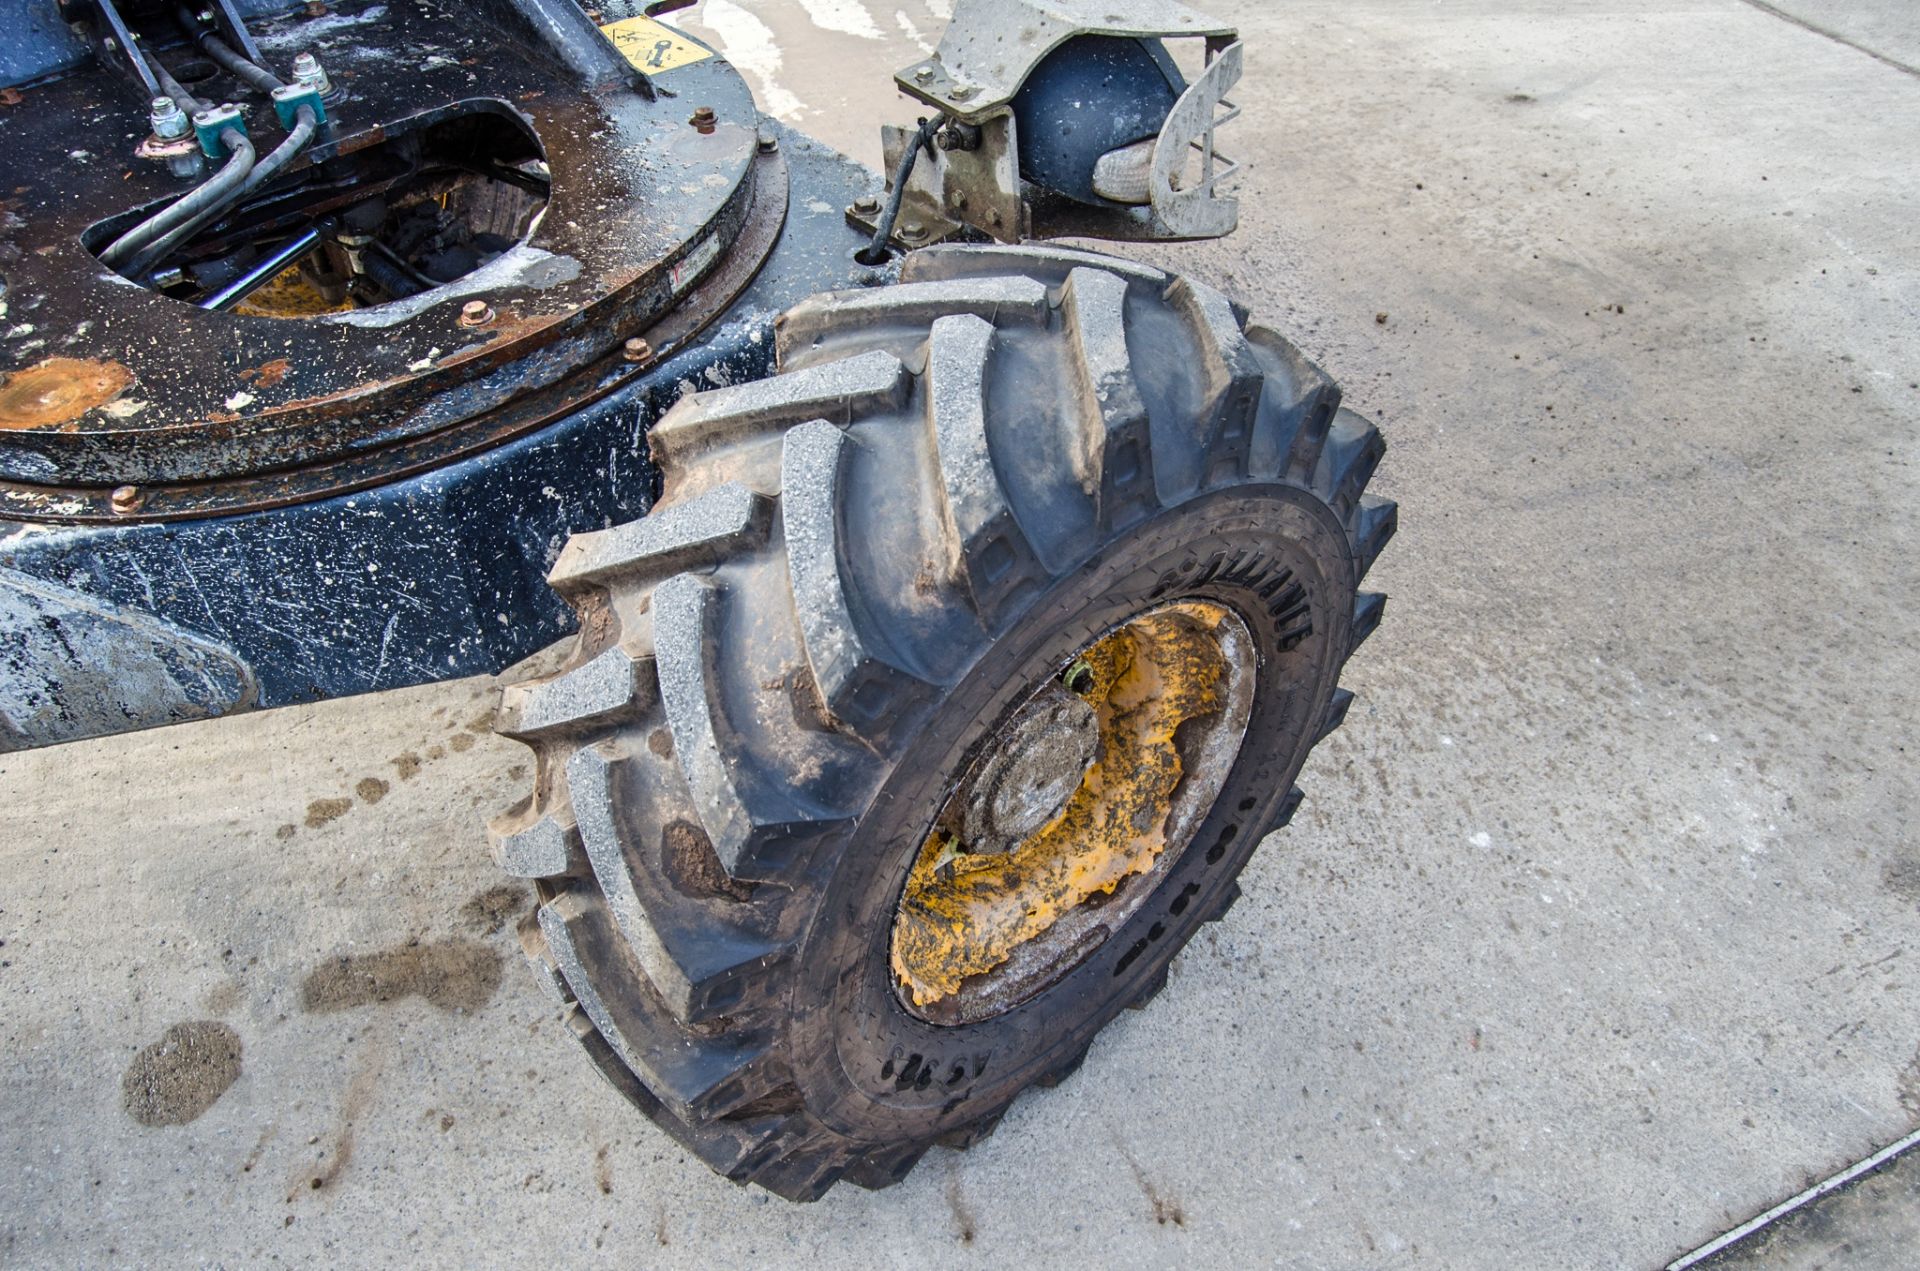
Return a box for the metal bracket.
[874,0,1243,246]
[892,0,1232,124]
[55,0,162,99]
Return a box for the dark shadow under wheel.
[488,242,1394,1201]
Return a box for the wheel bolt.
[690,105,716,134]
[110,485,143,515]
[459,300,494,326]
[623,337,652,363]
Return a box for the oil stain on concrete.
[121,1021,243,1127]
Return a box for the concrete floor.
[3,1,1917,1265]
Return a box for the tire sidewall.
[788,483,1356,1143]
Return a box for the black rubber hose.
[856,116,944,266]
[100,127,255,268]
[151,57,210,117]
[176,6,286,93]
[126,105,319,279]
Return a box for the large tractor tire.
[489,243,1393,1200]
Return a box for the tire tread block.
[539,892,775,1122]
[650,350,911,468]
[1166,275,1262,483]
[496,640,654,740]
[549,481,770,595]
[924,313,1042,620]
[1062,266,1156,525]
[783,419,934,741]
[568,744,788,1022]
[777,276,1048,361]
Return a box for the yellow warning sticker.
[600,16,714,74]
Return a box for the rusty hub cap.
[891,601,1256,1025]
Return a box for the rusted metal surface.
[891,601,1254,1020]
[0,0,758,491]
[0,142,791,523]
[0,359,137,431]
[0,125,877,749]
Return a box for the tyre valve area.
[891,601,1254,1023]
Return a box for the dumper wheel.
[488,243,1394,1200]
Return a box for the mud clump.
[122,1021,243,1127]
[300,938,502,1014]
[304,797,352,828]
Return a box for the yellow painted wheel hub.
[891,600,1255,1023]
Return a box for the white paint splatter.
[697,0,806,119]
[796,0,882,39]
[894,9,933,53]
[924,0,952,19]
[1468,831,1492,849]
[223,390,256,410]
[1439,735,1455,747]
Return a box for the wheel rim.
[890,600,1257,1025]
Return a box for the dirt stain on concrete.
[122,1020,243,1127]
[1117,1142,1187,1228]
[947,1175,978,1244]
[202,979,244,1015]
[293,1044,383,1199]
[1898,1044,1920,1120]
[594,1142,613,1195]
[1881,857,1920,906]
[459,884,529,936]
[300,938,502,1014]
[304,797,352,829]
[392,751,422,780]
[355,776,390,805]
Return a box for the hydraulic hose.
[100,127,255,268]
[176,6,287,92]
[151,57,211,117]
[126,105,319,279]
[857,116,943,266]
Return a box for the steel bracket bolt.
[149,95,190,141]
[109,485,143,515]
[948,83,975,101]
[852,194,881,216]
[901,221,927,241]
[913,66,935,83]
[622,337,653,363]
[689,105,716,134]
[757,132,779,155]
[291,51,333,99]
[459,300,494,327]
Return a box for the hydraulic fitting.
[192,103,248,157]
[271,82,327,128]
